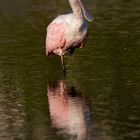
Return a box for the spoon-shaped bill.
[78,0,94,22]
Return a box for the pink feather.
[46,23,66,56]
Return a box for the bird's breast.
[66,19,88,46]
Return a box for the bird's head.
[69,0,94,22]
[78,0,94,22]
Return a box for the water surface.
[0,0,140,140]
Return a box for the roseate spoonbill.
[46,0,93,72]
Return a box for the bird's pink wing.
[46,23,66,55]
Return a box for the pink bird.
[46,0,93,72]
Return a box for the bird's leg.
[80,39,86,48]
[60,55,66,75]
[80,34,88,48]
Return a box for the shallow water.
[0,0,140,140]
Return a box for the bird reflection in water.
[47,80,92,140]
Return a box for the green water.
[0,0,140,140]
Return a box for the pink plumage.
[46,23,66,56]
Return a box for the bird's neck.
[69,0,83,19]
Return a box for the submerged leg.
[60,55,66,75]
